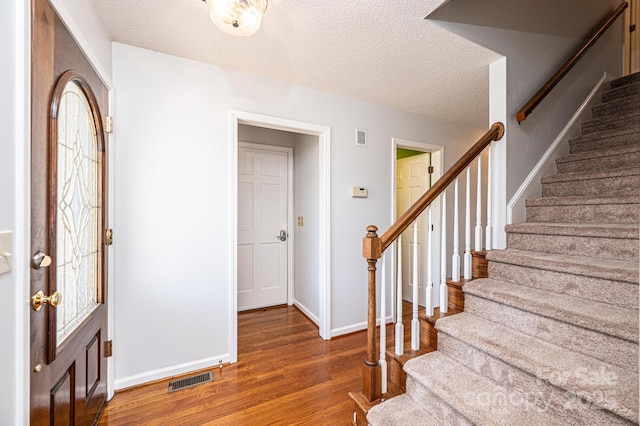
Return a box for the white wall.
[0,1,19,423]
[112,42,484,386]
[430,0,624,233]
[293,134,320,322]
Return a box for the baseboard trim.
[114,353,232,390]
[331,315,394,338]
[293,299,320,326]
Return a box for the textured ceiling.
[91,0,502,128]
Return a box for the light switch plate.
[0,231,12,274]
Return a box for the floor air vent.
[168,371,213,393]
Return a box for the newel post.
[362,225,382,402]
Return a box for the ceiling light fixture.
[204,0,268,36]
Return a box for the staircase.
[367,74,640,424]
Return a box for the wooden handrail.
[516,2,628,123]
[357,122,504,406]
[380,122,504,251]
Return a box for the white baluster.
[411,219,420,350]
[426,206,434,317]
[452,178,460,282]
[395,237,404,356]
[379,253,387,394]
[475,156,483,252]
[464,167,472,279]
[440,191,448,313]
[486,143,493,251]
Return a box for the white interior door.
[238,145,289,311]
[396,153,431,305]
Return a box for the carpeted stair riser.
[402,377,472,426]
[487,260,639,309]
[592,94,640,118]
[436,314,639,422]
[602,81,640,103]
[581,110,640,134]
[555,145,640,173]
[435,333,633,425]
[404,353,566,425]
[541,168,640,197]
[365,394,439,426]
[569,125,640,154]
[506,228,638,261]
[464,293,639,372]
[525,196,639,224]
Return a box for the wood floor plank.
[98,306,367,425]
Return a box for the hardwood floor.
[98,306,367,425]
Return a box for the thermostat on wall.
[350,186,368,198]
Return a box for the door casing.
[230,111,331,363]
[390,138,444,320]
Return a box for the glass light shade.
[207,0,268,36]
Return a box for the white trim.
[106,88,116,401]
[507,73,612,224]
[230,111,332,365]
[293,299,319,326]
[331,316,393,338]
[238,142,295,308]
[16,0,31,423]
[114,354,232,390]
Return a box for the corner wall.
[430,0,624,230]
[112,42,485,387]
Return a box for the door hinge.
[104,116,114,134]
[428,166,434,174]
[631,24,636,33]
[104,340,113,358]
[105,229,113,246]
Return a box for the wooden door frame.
[238,141,294,310]
[19,3,117,422]
[230,111,332,362]
[389,138,444,320]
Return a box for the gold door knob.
[31,290,62,311]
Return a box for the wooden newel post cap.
[363,225,382,260]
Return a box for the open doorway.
[229,112,331,363]
[391,138,444,311]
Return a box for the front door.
[237,144,289,311]
[30,0,109,424]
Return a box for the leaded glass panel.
[56,81,99,344]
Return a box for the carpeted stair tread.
[403,352,563,425]
[581,109,640,134]
[436,314,639,421]
[464,278,638,342]
[541,166,640,184]
[525,194,639,224]
[486,248,639,284]
[592,93,640,118]
[367,394,439,425]
[526,194,639,208]
[610,72,640,88]
[569,124,640,154]
[541,166,640,197]
[505,222,638,239]
[602,80,640,103]
[556,143,640,169]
